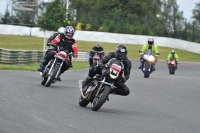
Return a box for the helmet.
[116,44,127,61]
[65,26,75,39]
[148,38,154,45]
[57,27,65,34]
[171,50,175,54]
[96,43,101,48]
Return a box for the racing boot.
[57,70,65,81]
[57,74,62,81]
[38,59,47,72]
[82,76,93,89]
[138,59,143,69]
[153,65,156,71]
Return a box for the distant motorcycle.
[78,58,124,111]
[41,46,73,87]
[139,49,159,78]
[168,58,176,75]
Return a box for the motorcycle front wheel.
[144,63,150,78]
[91,85,110,111]
[45,64,60,87]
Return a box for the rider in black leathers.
[89,43,105,66]
[82,44,132,96]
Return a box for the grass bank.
[0,61,89,71]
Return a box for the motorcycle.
[78,58,124,111]
[139,49,159,78]
[168,58,176,75]
[41,46,73,87]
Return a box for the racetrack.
[0,59,200,133]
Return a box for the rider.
[38,26,78,80]
[82,44,132,96]
[138,38,159,71]
[166,50,179,69]
[43,27,66,59]
[89,43,105,66]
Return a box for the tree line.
[1,0,200,43]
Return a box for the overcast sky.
[0,0,199,20]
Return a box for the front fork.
[55,62,63,78]
[48,59,57,75]
[95,77,106,97]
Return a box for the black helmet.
[116,45,127,61]
[148,38,154,45]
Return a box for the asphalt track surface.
[0,59,200,133]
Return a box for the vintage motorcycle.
[78,58,124,111]
[139,49,159,78]
[167,58,176,75]
[41,46,73,87]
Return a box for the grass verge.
[0,61,89,71]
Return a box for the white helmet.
[57,27,65,34]
[171,50,175,54]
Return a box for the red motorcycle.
[41,47,72,87]
[168,58,176,75]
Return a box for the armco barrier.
[0,48,88,64]
[72,52,89,62]
[0,48,44,64]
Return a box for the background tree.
[192,2,200,24]
[159,0,184,38]
[69,0,162,34]
[1,11,11,24]
[37,0,67,31]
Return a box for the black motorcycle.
[41,47,73,87]
[78,58,124,111]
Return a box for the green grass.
[0,61,89,71]
[0,34,200,65]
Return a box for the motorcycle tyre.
[91,85,110,111]
[41,77,48,85]
[144,63,150,78]
[79,96,89,107]
[172,68,175,75]
[45,64,60,87]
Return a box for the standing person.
[139,38,159,71]
[89,43,105,66]
[166,50,179,69]
[38,26,78,81]
[82,44,132,96]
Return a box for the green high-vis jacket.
[166,53,179,61]
[140,44,159,57]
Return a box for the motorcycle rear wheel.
[79,96,89,107]
[91,85,110,111]
[41,77,47,85]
